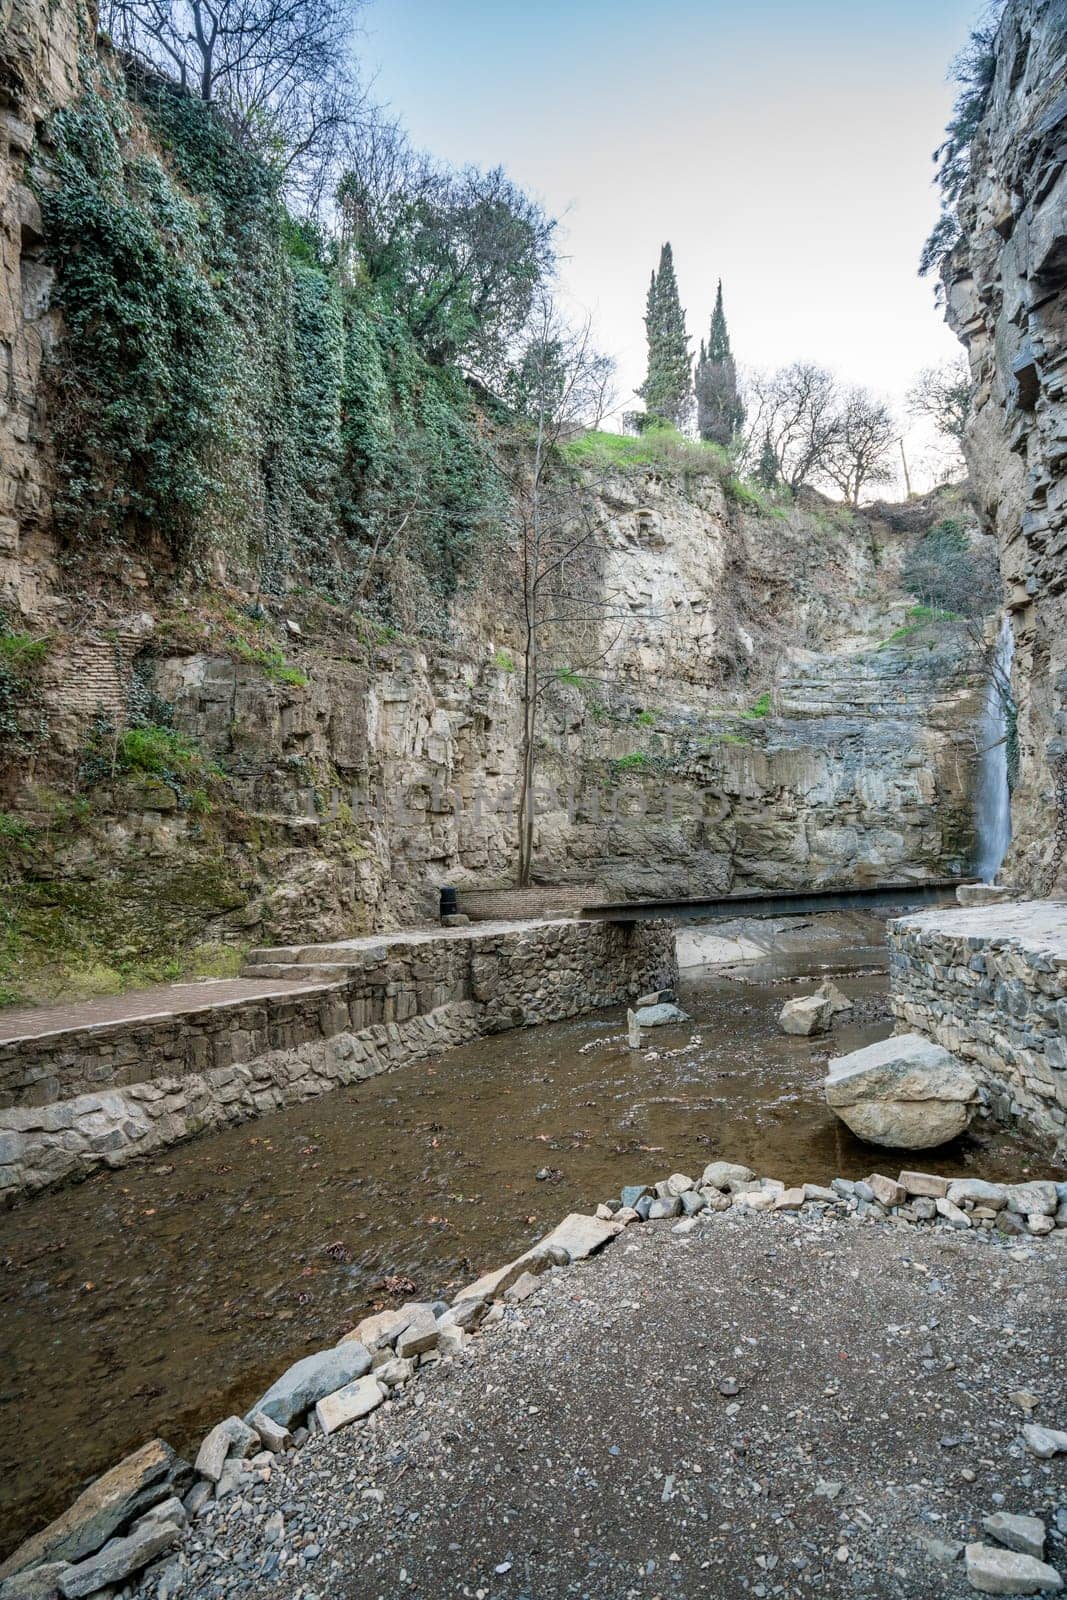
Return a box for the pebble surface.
[126,1205,1065,1600]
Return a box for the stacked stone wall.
[0,918,676,1201]
[888,902,1067,1154]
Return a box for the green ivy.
[35,60,502,610]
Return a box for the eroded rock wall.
[943,0,1067,894]
[0,0,997,994]
[0,0,77,611]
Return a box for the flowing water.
[0,946,1054,1559]
[974,613,1015,882]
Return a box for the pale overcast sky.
[361,0,982,484]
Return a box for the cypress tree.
[637,243,692,430]
[695,280,745,446]
[756,430,779,490]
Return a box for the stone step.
[244,941,387,966]
[241,961,359,982]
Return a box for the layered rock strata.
[942,0,1067,893]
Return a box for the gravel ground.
[145,1211,1066,1600]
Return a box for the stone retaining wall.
[888,901,1067,1155]
[0,919,675,1203]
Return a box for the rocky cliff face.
[0,1,995,1002]
[942,0,1067,894]
[0,0,79,609]
[0,469,987,1001]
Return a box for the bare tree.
[500,292,620,886]
[744,362,841,492]
[102,0,365,205]
[907,356,971,450]
[823,386,896,507]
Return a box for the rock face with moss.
[0,4,994,1004]
[941,0,1067,895]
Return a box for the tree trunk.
[517,626,537,887]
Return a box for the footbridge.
[581,878,972,924]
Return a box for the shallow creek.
[0,952,1053,1557]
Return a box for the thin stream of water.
[974,613,1014,882]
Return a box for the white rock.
[778,994,833,1036]
[437,1298,486,1333]
[535,1212,623,1261]
[437,1323,466,1355]
[374,1357,415,1387]
[1023,1424,1067,1459]
[1005,1182,1059,1217]
[339,1307,412,1349]
[250,1412,291,1454]
[314,1376,386,1436]
[963,1541,1062,1593]
[982,1513,1046,1560]
[194,1416,258,1483]
[867,1173,906,1207]
[395,1305,439,1360]
[936,1196,972,1229]
[947,1178,1007,1210]
[665,1173,694,1196]
[816,979,853,1014]
[1028,1213,1055,1236]
[899,1170,950,1199]
[701,1162,755,1191]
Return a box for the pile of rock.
[0,1214,623,1600]
[965,1511,1062,1594]
[0,1440,191,1599]
[599,1161,1067,1242]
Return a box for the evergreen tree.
[695,280,745,446]
[756,430,779,490]
[636,243,692,430]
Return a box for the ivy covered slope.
[39,53,502,611]
[0,47,515,1007]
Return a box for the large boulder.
[823,1033,979,1150]
[0,1440,189,1580]
[245,1342,372,1428]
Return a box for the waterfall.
[973,613,1014,883]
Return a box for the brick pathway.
[0,976,324,1045]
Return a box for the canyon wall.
[0,1,996,1001]
[0,0,78,610]
[942,0,1067,895]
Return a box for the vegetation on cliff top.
[35,49,549,628]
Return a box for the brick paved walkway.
[0,976,323,1045]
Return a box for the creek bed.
[0,953,1050,1559]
